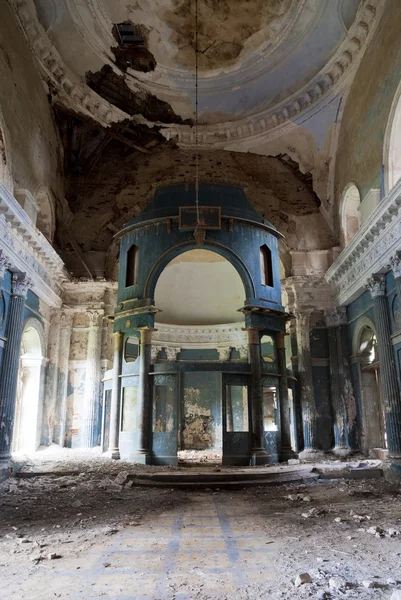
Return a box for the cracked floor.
[1,454,401,599]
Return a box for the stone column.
[367,274,401,457]
[247,327,268,465]
[106,331,123,459]
[0,272,31,462]
[56,310,73,447]
[276,331,297,461]
[81,310,103,448]
[325,307,355,456]
[137,327,154,463]
[295,310,319,456]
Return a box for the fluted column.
[0,272,31,462]
[367,274,401,457]
[137,327,154,462]
[247,327,268,464]
[325,307,354,456]
[106,331,123,459]
[276,331,297,461]
[295,310,319,455]
[81,310,103,448]
[56,310,73,447]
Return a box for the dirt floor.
[1,450,401,599]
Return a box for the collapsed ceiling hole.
[112,22,156,72]
[86,65,191,124]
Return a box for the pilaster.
[56,309,73,446]
[136,327,155,463]
[276,331,297,461]
[246,327,268,465]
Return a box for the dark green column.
[0,272,31,462]
[295,310,319,456]
[247,327,268,465]
[276,331,297,461]
[367,274,401,458]
[136,327,154,464]
[106,331,123,459]
[325,307,355,456]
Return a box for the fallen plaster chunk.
[329,577,346,590]
[295,572,312,587]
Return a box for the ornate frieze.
[326,179,401,306]
[152,322,248,348]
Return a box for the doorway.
[13,320,45,454]
[357,325,386,453]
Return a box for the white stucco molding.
[326,178,401,306]
[283,275,334,313]
[9,0,384,147]
[152,322,248,351]
[0,182,68,308]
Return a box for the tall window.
[126,244,138,287]
[260,245,273,287]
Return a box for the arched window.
[0,128,6,184]
[385,79,401,193]
[340,184,361,246]
[260,245,273,287]
[126,244,138,287]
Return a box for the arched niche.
[340,183,361,246]
[35,185,55,242]
[13,319,46,454]
[154,249,246,326]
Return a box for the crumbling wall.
[0,2,63,201]
[335,0,401,212]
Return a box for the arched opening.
[354,323,386,455]
[13,321,46,454]
[35,186,55,243]
[154,249,246,463]
[340,183,361,246]
[125,244,138,287]
[154,249,245,325]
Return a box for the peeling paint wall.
[182,372,221,451]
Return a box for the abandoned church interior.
[2,0,401,598]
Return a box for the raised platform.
[130,461,383,489]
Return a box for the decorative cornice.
[8,0,384,146]
[326,178,401,306]
[9,0,129,127]
[0,182,67,307]
[152,322,248,349]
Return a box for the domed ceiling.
[31,0,361,125]
[12,0,380,279]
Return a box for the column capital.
[11,272,31,298]
[87,309,104,329]
[389,251,401,279]
[366,274,386,298]
[324,307,347,328]
[0,250,11,281]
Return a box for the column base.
[298,448,325,461]
[250,448,269,466]
[132,450,153,465]
[0,458,11,483]
[279,444,298,463]
[104,449,120,460]
[332,445,352,458]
